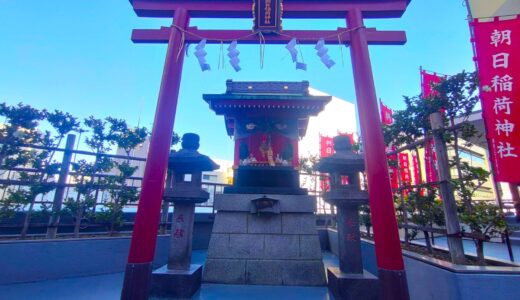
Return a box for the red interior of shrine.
[203,81,331,168]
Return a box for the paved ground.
[2,228,519,299]
[0,250,337,300]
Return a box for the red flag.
[399,153,411,185]
[424,138,438,183]
[319,134,355,189]
[399,153,411,196]
[319,135,334,191]
[387,146,399,190]
[380,100,393,125]
[319,135,334,158]
[412,152,420,185]
[471,15,520,183]
[421,70,440,183]
[421,70,442,98]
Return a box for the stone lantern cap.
[168,133,220,173]
[316,135,364,174]
[165,133,219,203]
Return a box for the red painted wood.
[132,27,406,45]
[127,8,189,264]
[347,8,404,271]
[234,138,241,167]
[130,0,409,19]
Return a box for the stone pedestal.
[203,193,326,286]
[150,203,200,299]
[327,267,380,300]
[150,264,202,299]
[148,132,219,299]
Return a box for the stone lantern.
[150,133,219,299]
[316,135,379,300]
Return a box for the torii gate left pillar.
[123,1,411,299]
[121,8,189,300]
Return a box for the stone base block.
[327,267,380,300]
[206,193,326,287]
[149,264,202,299]
[203,259,246,284]
[203,258,326,286]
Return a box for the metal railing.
[0,137,334,238]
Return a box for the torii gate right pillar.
[348,9,410,300]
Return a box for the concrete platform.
[0,250,335,300]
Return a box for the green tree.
[459,201,506,265]
[19,132,61,238]
[64,116,115,237]
[96,118,148,235]
[452,161,507,265]
[64,156,113,237]
[427,71,507,265]
[0,103,45,169]
[427,71,480,211]
[20,111,79,238]
[0,103,48,234]
[98,162,139,235]
[399,189,445,253]
[384,71,484,263]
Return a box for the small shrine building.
[203,80,331,195]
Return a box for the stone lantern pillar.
[316,135,379,300]
[150,133,219,299]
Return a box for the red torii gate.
[123,1,411,299]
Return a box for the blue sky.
[0,0,475,160]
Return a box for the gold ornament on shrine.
[252,0,283,33]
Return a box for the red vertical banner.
[399,153,411,185]
[320,135,334,158]
[424,139,438,183]
[380,100,393,125]
[319,135,334,190]
[472,15,520,182]
[421,70,441,184]
[412,152,420,185]
[387,146,399,190]
[399,152,411,196]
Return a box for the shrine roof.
[204,81,331,136]
[203,81,331,118]
[204,80,331,100]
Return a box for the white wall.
[299,87,357,158]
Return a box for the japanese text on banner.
[472,16,520,182]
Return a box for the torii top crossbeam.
[130,0,408,45]
[130,0,409,18]
[123,1,412,300]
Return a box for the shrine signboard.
[472,15,520,182]
[253,0,283,33]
